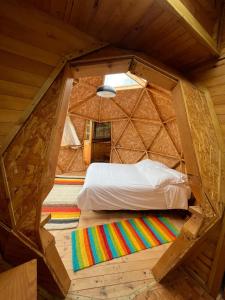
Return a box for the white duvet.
[77,160,191,210]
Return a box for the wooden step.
[152,211,205,282]
[189,206,203,216]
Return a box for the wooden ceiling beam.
[160,0,219,56]
[71,58,131,78]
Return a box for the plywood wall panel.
[117,149,145,164]
[68,148,86,172]
[78,76,103,87]
[133,90,160,121]
[189,11,225,143]
[110,149,122,164]
[3,72,65,243]
[99,98,127,121]
[72,97,100,121]
[111,120,129,145]
[151,127,179,157]
[181,81,222,217]
[151,92,176,121]
[166,121,183,154]
[118,122,145,150]
[114,89,142,115]
[69,83,96,110]
[149,153,179,169]
[133,121,161,149]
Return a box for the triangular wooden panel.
[69,82,95,110]
[57,148,77,173]
[150,127,180,157]
[118,122,145,150]
[149,153,179,169]
[165,121,182,154]
[116,148,145,163]
[70,116,86,142]
[68,148,86,171]
[99,98,127,121]
[114,89,142,115]
[133,90,160,121]
[110,149,122,163]
[74,96,100,120]
[78,76,103,88]
[133,121,161,149]
[111,120,129,145]
[149,90,176,121]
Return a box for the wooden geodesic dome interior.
[0,40,224,299]
[0,0,225,298]
[57,75,185,174]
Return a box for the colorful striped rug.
[71,216,179,271]
[43,206,81,230]
[54,177,85,185]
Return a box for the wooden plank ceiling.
[0,0,103,149]
[0,0,223,149]
[19,0,222,71]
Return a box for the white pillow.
[137,159,168,169]
[136,159,188,188]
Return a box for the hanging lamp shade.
[96,85,116,98]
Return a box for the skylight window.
[104,72,146,90]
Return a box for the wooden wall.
[0,67,73,297]
[152,80,225,297]
[57,75,184,174]
[0,0,101,150]
[190,8,225,142]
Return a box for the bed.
[77,160,191,211]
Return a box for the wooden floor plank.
[70,269,154,291]
[67,258,160,280]
[67,280,153,299]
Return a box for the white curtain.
[61,116,81,146]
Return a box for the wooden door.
[83,120,93,165]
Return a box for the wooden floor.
[0,210,213,299]
[48,210,213,300]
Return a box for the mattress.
[77,161,191,210]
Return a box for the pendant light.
[96,85,116,98]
